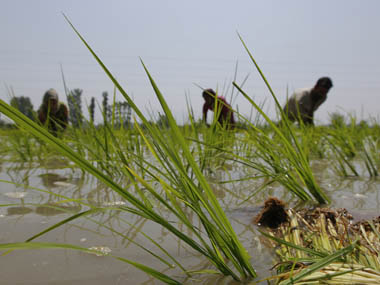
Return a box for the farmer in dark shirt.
[38,88,69,136]
[283,77,333,125]
[202,89,235,129]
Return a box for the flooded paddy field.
[3,1,380,283]
[0,152,378,284]
[0,93,379,284]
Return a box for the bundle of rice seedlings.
[277,263,380,285]
[255,198,380,284]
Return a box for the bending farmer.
[283,77,333,125]
[38,88,69,136]
[202,88,235,129]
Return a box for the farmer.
[202,88,235,129]
[38,88,69,136]
[283,77,333,125]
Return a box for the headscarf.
[42,88,59,106]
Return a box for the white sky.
[1,0,379,124]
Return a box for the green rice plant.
[0,17,258,283]
[298,126,327,160]
[324,114,380,177]
[325,135,359,177]
[5,129,38,162]
[185,90,237,174]
[230,34,330,204]
[0,93,253,283]
[361,136,379,177]
[1,123,66,165]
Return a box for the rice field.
[0,22,379,284]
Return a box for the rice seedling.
[324,117,360,177]
[230,34,330,204]
[0,17,259,283]
[325,135,359,177]
[1,15,380,284]
[321,114,380,178]
[361,136,379,177]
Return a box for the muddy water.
[0,158,379,284]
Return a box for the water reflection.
[40,156,71,169]
[5,203,81,217]
[3,191,28,198]
[35,203,82,216]
[4,163,34,189]
[39,173,69,188]
[7,206,33,216]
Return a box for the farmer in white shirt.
[283,77,333,125]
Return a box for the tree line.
[1,89,132,128]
